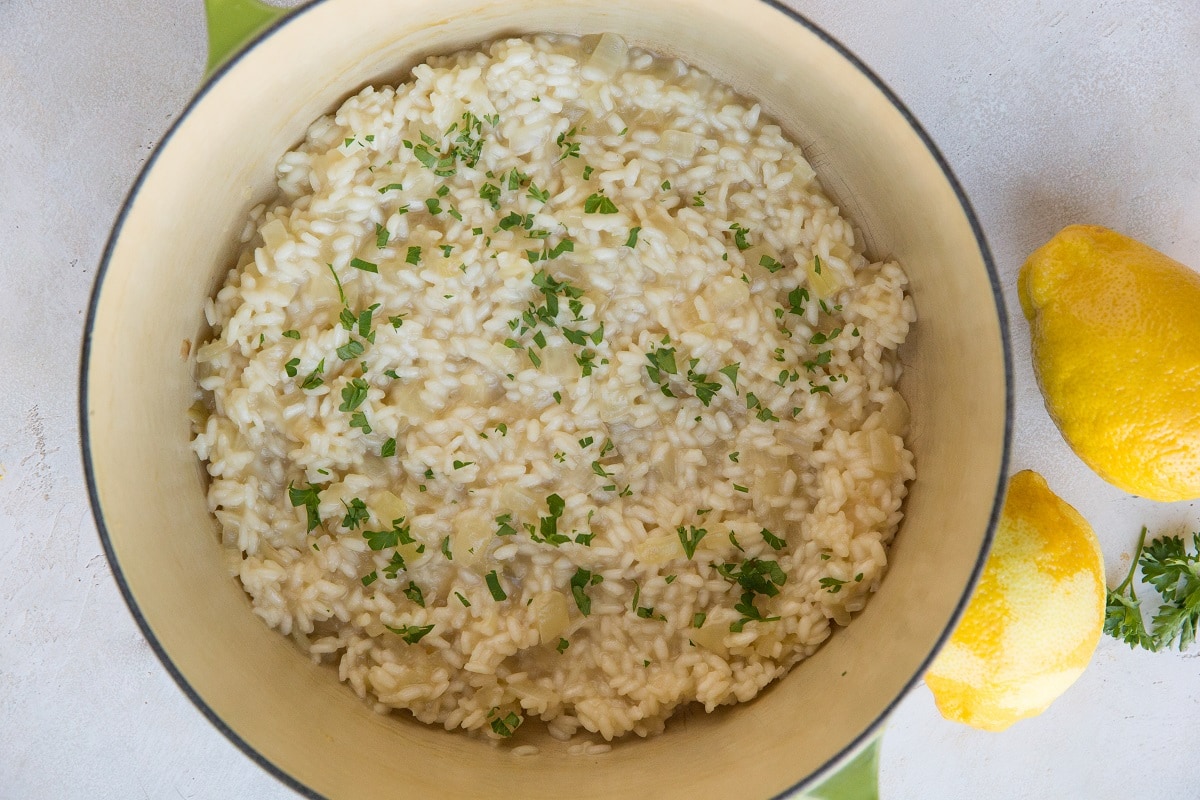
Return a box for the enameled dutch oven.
[81,1,1011,797]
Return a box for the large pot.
[81,0,1011,797]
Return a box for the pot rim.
[79,2,1013,797]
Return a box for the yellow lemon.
[926,470,1104,731]
[1018,225,1200,501]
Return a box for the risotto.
[191,33,915,745]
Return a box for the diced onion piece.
[307,270,342,306]
[195,339,230,364]
[452,508,493,568]
[792,156,817,187]
[371,490,407,525]
[384,661,432,689]
[587,33,628,76]
[653,449,677,483]
[512,681,556,707]
[359,455,390,481]
[531,591,570,643]
[644,204,690,250]
[392,383,429,422]
[878,391,910,435]
[698,531,737,558]
[498,484,537,514]
[807,254,845,299]
[458,376,499,405]
[261,218,288,249]
[868,428,900,473]
[661,130,700,161]
[703,275,750,314]
[541,346,577,379]
[691,621,727,655]
[187,400,210,427]
[395,539,425,570]
[635,531,683,565]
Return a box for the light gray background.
[2,1,1198,797]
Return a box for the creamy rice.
[191,33,915,744]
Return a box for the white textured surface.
[1,1,1198,797]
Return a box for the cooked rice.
[191,33,915,744]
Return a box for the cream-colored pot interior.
[83,0,1009,797]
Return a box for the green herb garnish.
[486,570,507,601]
[288,482,322,532]
[300,359,325,390]
[339,378,369,412]
[385,623,434,644]
[759,255,784,273]
[569,567,603,616]
[584,192,618,214]
[677,525,707,559]
[341,498,369,530]
[760,528,787,551]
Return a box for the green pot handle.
[204,0,291,76]
[800,735,880,800]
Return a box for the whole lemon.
[926,470,1104,731]
[1019,225,1200,501]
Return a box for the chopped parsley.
[569,567,603,616]
[336,339,364,361]
[287,482,322,532]
[624,226,642,248]
[489,709,522,738]
[583,192,619,214]
[479,182,501,209]
[495,514,519,538]
[728,223,752,251]
[350,257,378,273]
[381,437,396,458]
[759,255,784,273]
[282,329,301,340]
[556,126,581,160]
[339,378,369,412]
[485,570,507,601]
[406,246,422,265]
[326,263,346,304]
[340,498,369,530]
[385,623,434,644]
[403,581,426,607]
[677,525,707,559]
[760,528,787,551]
[300,359,325,390]
[819,577,847,593]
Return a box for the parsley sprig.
[1105,526,1200,651]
